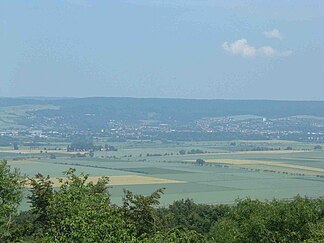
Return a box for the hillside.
[1,97,324,130]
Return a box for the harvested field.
[213,150,309,155]
[204,159,324,173]
[235,164,322,176]
[285,157,324,161]
[177,150,309,158]
[267,162,324,173]
[204,159,257,165]
[26,175,185,187]
[6,140,324,206]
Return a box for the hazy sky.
[1,1,323,100]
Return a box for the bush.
[208,196,324,242]
[0,160,23,241]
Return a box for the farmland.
[2,139,323,207]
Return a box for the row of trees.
[0,159,323,242]
[67,142,118,152]
[179,149,206,155]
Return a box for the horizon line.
[0,96,323,102]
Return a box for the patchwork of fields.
[1,140,324,207]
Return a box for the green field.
[2,140,324,207]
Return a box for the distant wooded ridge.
[1,97,324,120]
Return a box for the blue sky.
[0,0,323,100]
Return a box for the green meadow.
[2,140,323,207]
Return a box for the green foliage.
[304,220,324,242]
[195,158,206,166]
[209,196,324,243]
[188,149,205,154]
[179,149,186,155]
[13,142,19,150]
[9,211,38,241]
[0,159,23,241]
[158,199,230,234]
[143,227,205,243]
[27,173,54,238]
[122,188,165,238]
[2,161,323,242]
[45,169,137,242]
[89,151,94,157]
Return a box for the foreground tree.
[208,196,324,242]
[122,188,165,238]
[43,169,137,242]
[3,161,323,242]
[0,160,23,241]
[143,227,205,243]
[158,198,230,234]
[28,173,54,236]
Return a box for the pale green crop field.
[2,140,324,208]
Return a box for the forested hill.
[1,97,324,129]
[55,98,324,120]
[1,97,324,118]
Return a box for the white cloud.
[222,39,292,58]
[258,46,277,56]
[222,39,256,57]
[263,29,283,40]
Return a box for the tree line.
[0,159,323,242]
